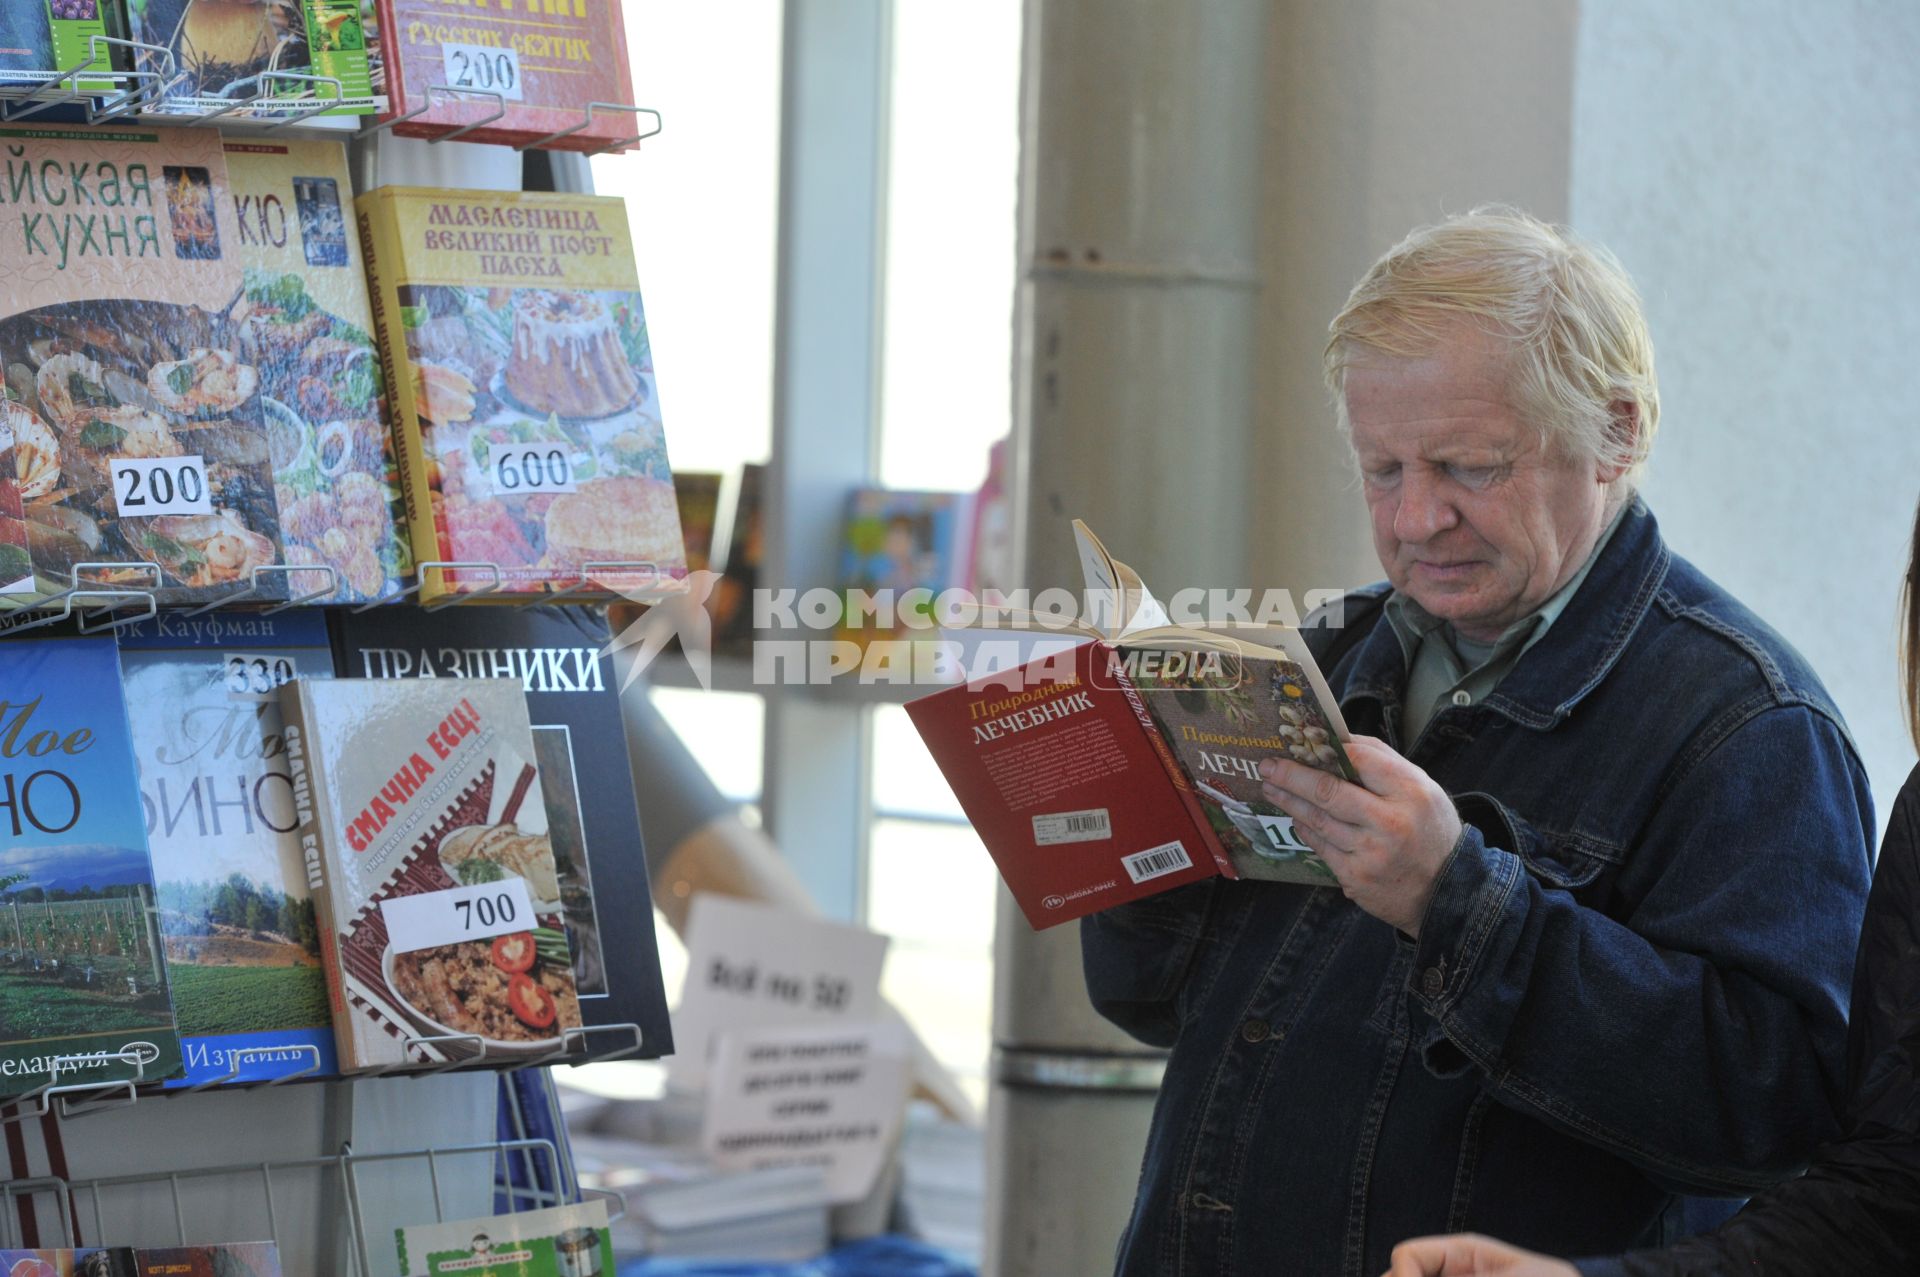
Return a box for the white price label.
[1032,807,1112,846]
[111,455,212,517]
[223,651,298,702]
[489,442,581,495]
[441,42,525,101]
[381,877,536,955]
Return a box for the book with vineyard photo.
[0,636,183,1096]
[118,610,338,1087]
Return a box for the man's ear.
[1599,400,1639,483]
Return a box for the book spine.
[355,191,441,608]
[1105,643,1238,879]
[279,679,359,1070]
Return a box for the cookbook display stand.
[0,50,664,1277]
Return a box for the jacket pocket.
[1453,791,1617,891]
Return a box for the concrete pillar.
[988,1,1269,1272]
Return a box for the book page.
[1071,520,1170,636]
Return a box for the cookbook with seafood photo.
[279,675,584,1071]
[356,185,687,606]
[223,138,409,603]
[0,126,291,609]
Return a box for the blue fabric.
[618,1236,974,1276]
[1080,499,1875,1275]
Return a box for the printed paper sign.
[703,1020,911,1203]
[382,878,537,954]
[669,895,889,1092]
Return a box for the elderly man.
[1080,208,1873,1275]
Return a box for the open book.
[907,522,1357,928]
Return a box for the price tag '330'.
[382,877,537,954]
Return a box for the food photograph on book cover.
[0,128,287,607]
[130,0,384,120]
[402,282,681,594]
[225,139,408,603]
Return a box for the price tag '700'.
[381,877,536,955]
[112,455,212,518]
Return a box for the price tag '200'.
[441,42,525,101]
[111,455,213,517]
[382,877,537,954]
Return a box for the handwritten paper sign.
[702,1020,911,1203]
[668,895,889,1092]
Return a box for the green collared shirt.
[1385,505,1628,746]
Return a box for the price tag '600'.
[112,455,213,518]
[489,443,580,495]
[382,877,536,954]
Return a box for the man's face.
[1344,327,1617,643]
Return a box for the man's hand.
[1383,1234,1581,1277]
[1259,736,1462,936]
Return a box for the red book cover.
[905,640,1232,929]
[380,0,640,152]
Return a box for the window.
[593,1,784,474]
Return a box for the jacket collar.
[1341,496,1670,732]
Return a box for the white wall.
[1572,0,1920,823]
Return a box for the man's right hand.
[1383,1234,1582,1277]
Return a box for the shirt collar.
[1383,502,1631,671]
[1347,496,1669,730]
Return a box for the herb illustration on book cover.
[130,0,383,123]
[223,138,410,604]
[118,611,338,1088]
[357,186,687,605]
[0,126,289,608]
[0,636,183,1097]
[329,605,674,1058]
[281,676,584,1070]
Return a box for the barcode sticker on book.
[1032,808,1113,846]
[1122,840,1193,884]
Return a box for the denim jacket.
[1081,500,1874,1276]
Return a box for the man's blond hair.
[1325,206,1659,480]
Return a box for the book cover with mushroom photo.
[0,125,290,609]
[279,675,583,1072]
[130,0,384,125]
[356,186,687,606]
[223,138,408,603]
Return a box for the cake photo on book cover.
[357,186,687,605]
[329,605,675,1059]
[281,676,584,1070]
[0,126,289,608]
[379,0,636,152]
[132,1242,279,1276]
[118,611,339,1088]
[223,139,410,604]
[130,0,384,123]
[0,636,183,1097]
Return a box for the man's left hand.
[1259,736,1462,937]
